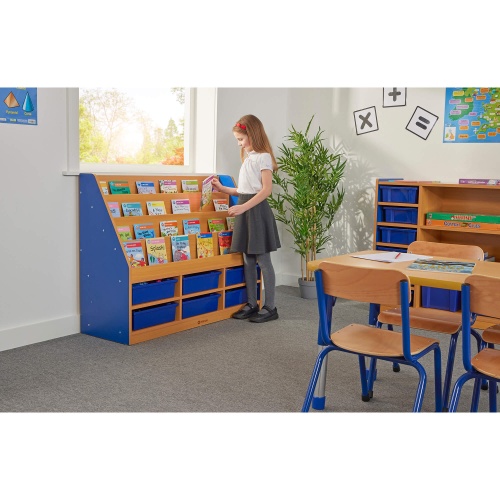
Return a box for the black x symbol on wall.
[359,112,372,129]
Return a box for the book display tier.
[80,174,261,345]
[373,179,500,328]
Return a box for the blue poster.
[443,87,499,143]
[0,88,38,126]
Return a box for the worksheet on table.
[351,252,433,263]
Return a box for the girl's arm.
[228,169,273,216]
[212,177,238,196]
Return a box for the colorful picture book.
[107,201,121,218]
[99,180,109,195]
[197,232,214,258]
[116,225,132,241]
[171,235,191,262]
[459,178,500,185]
[183,218,201,235]
[122,240,147,267]
[213,199,229,212]
[218,231,233,254]
[159,179,178,193]
[133,223,156,239]
[109,180,131,195]
[136,181,157,194]
[426,212,500,224]
[181,179,199,192]
[226,216,235,230]
[208,218,225,232]
[146,237,168,265]
[171,199,191,214]
[146,200,167,215]
[159,220,179,237]
[201,175,215,209]
[407,259,476,274]
[122,202,143,216]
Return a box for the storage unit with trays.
[79,174,262,345]
[373,179,500,328]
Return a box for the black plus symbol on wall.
[388,88,401,102]
[359,112,372,129]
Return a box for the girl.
[212,115,281,323]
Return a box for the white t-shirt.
[237,151,273,194]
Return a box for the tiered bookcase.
[373,179,500,327]
[79,173,261,345]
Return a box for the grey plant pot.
[298,278,317,299]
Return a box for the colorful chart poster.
[0,88,38,126]
[443,87,500,143]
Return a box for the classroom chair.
[376,241,484,409]
[448,274,500,412]
[301,262,442,412]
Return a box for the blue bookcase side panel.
[217,175,239,207]
[79,174,130,344]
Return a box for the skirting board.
[0,315,80,352]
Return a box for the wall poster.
[0,88,38,125]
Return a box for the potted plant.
[269,116,346,298]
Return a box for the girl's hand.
[212,178,223,192]
[228,204,246,216]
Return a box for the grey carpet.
[0,286,492,412]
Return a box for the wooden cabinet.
[79,173,261,345]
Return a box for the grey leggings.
[243,252,276,309]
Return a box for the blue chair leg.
[434,346,443,412]
[470,378,481,412]
[412,362,427,412]
[448,372,474,412]
[367,357,377,398]
[489,380,497,412]
[471,330,489,391]
[442,332,458,409]
[302,347,333,412]
[358,355,370,402]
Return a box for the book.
[107,201,121,218]
[201,175,215,209]
[109,180,131,194]
[99,180,109,195]
[218,230,233,254]
[208,218,225,232]
[159,179,178,193]
[171,235,191,261]
[183,218,201,235]
[121,202,144,216]
[213,199,229,212]
[171,199,191,214]
[226,216,235,230]
[181,179,199,192]
[426,212,500,224]
[136,181,157,194]
[407,259,476,274]
[133,223,156,239]
[159,220,179,237]
[425,219,500,231]
[146,200,167,215]
[122,240,147,267]
[459,178,500,185]
[196,232,214,258]
[116,225,132,241]
[146,237,168,265]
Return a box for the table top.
[307,250,500,291]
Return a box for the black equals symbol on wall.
[416,116,430,130]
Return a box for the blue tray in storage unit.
[182,271,221,295]
[225,287,247,307]
[182,293,221,319]
[378,227,417,245]
[381,207,418,224]
[375,246,408,253]
[132,278,178,305]
[225,265,261,286]
[132,302,178,330]
[421,287,461,312]
[379,186,418,204]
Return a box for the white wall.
[1,87,498,351]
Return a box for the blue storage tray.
[132,302,178,330]
[381,207,418,224]
[421,287,461,312]
[226,266,245,286]
[132,278,178,305]
[182,293,221,319]
[379,186,418,203]
[225,287,248,307]
[375,245,408,253]
[182,271,221,295]
[379,227,417,245]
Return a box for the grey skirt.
[231,193,281,254]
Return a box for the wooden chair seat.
[472,348,500,379]
[378,307,462,334]
[482,324,500,345]
[331,323,437,357]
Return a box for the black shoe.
[249,306,278,323]
[232,303,260,320]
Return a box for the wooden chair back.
[408,241,484,261]
[464,274,500,319]
[318,261,409,307]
